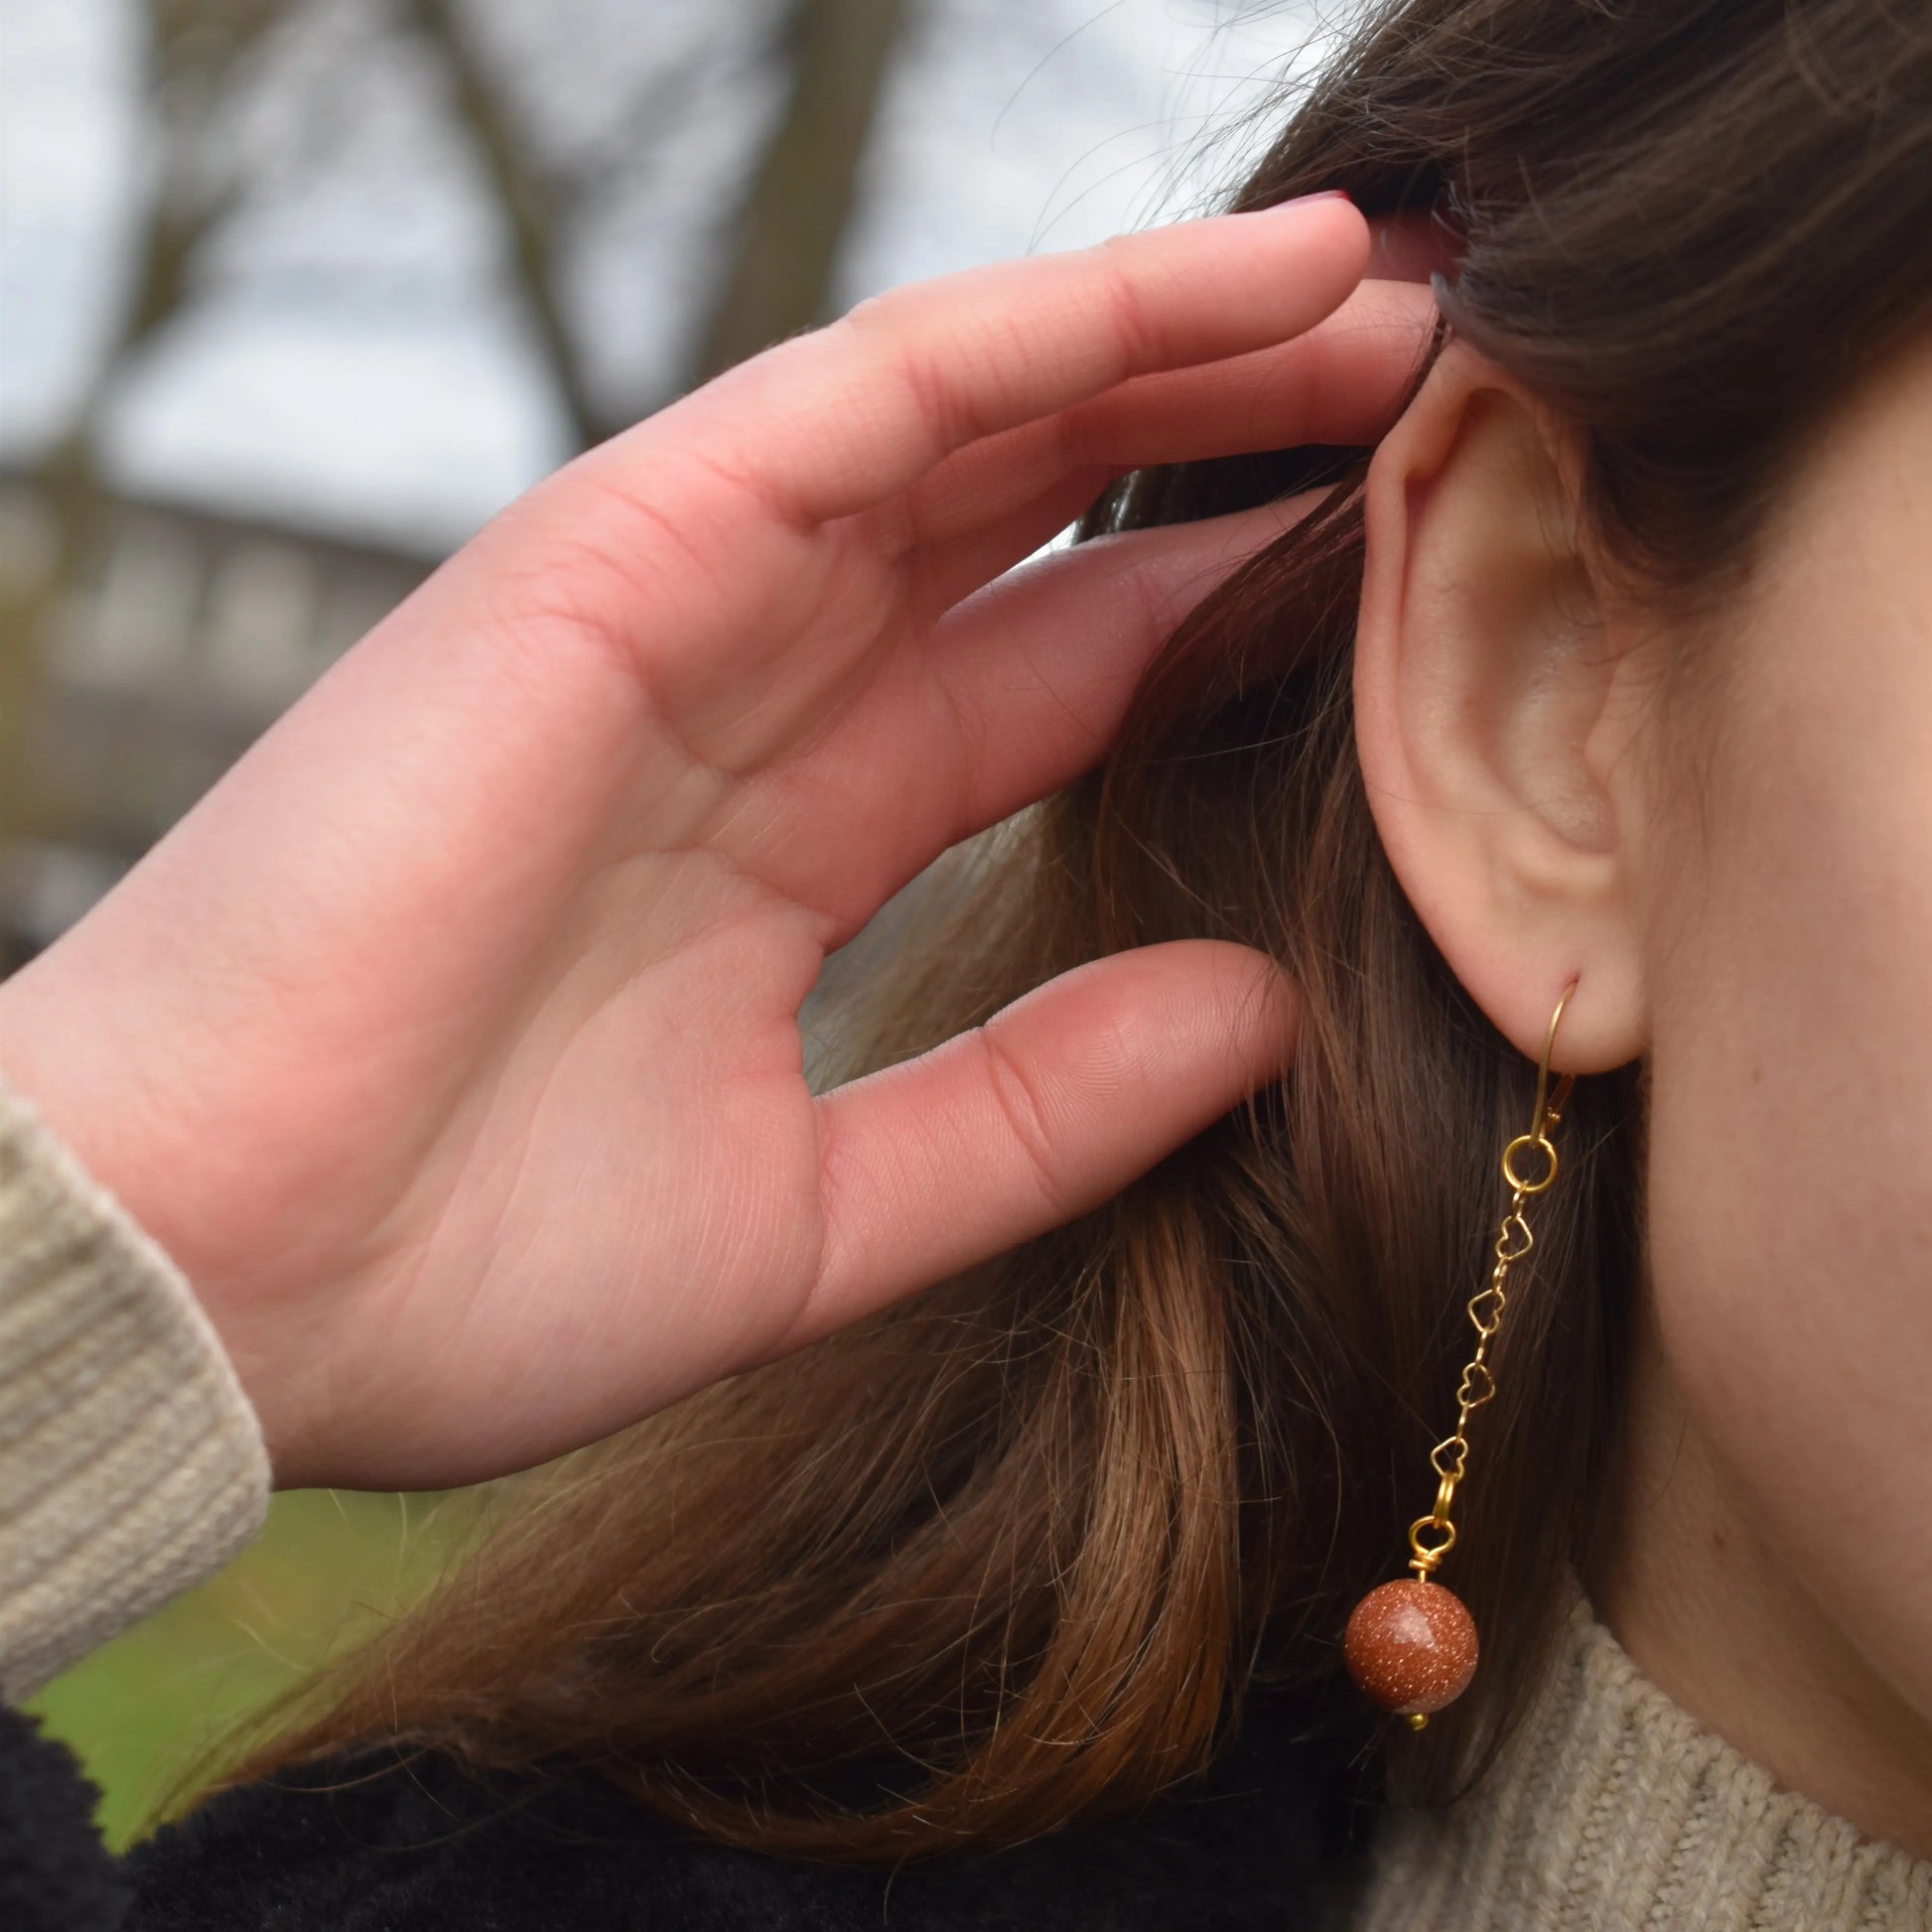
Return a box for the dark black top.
[5,1702,1380,1930]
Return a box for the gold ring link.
[1501,1132,1561,1194]
[1409,1514,1456,1573]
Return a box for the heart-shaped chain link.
[1494,1211,1534,1265]
[1396,985,1580,1588]
[1467,1284,1507,1338]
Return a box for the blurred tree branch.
[1,0,917,849]
[29,0,913,493]
[47,0,283,470]
[403,0,750,447]
[4,1,287,840]
[28,0,785,504]
[400,0,605,450]
[686,0,908,388]
[117,1,284,348]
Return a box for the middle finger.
[882,279,1440,560]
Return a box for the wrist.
[0,970,298,1484]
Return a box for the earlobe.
[1354,342,1649,1073]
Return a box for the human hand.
[0,196,1437,1488]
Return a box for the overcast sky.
[1,0,1353,555]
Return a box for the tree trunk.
[406,0,606,453]
[685,0,908,390]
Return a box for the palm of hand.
[0,200,1439,1488]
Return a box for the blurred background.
[3,0,1343,1846]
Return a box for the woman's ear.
[1353,341,1651,1072]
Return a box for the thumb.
[796,940,1299,1346]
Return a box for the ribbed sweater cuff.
[0,1076,269,1702]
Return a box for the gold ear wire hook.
[1532,977,1581,1138]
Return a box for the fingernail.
[1265,189,1353,209]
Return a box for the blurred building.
[0,468,433,962]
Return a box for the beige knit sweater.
[1351,1589,1932,1929]
[0,1071,1924,1925]
[0,1076,267,1703]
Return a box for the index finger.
[640,195,1371,529]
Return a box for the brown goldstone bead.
[1343,1579,1478,1717]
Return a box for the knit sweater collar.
[1348,1584,1932,1930]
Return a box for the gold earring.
[1343,977,1580,1731]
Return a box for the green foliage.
[28,1486,486,1852]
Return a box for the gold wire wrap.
[1407,981,1579,1582]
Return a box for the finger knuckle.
[843,288,1023,457]
[1090,233,1169,374]
[974,1021,1078,1221]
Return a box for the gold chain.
[1407,987,1578,1582]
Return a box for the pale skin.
[0,194,1443,1492]
[1354,325,1932,1856]
[2,181,1922,1861]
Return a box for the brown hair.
[235,0,1932,1861]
